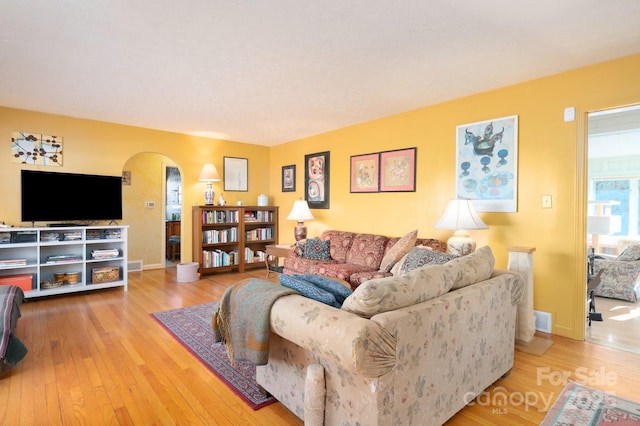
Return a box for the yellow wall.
[0,108,270,264]
[1,53,639,339]
[269,53,640,340]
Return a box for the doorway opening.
[585,104,640,355]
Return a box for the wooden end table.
[265,244,293,277]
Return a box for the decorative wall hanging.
[11,131,63,166]
[455,115,518,212]
[223,157,248,191]
[350,152,379,193]
[380,147,416,192]
[122,171,131,185]
[282,164,296,192]
[304,151,330,209]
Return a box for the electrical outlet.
[542,195,552,209]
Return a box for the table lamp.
[198,163,221,205]
[434,199,488,255]
[287,199,314,241]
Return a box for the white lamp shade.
[434,199,488,230]
[587,215,621,235]
[198,163,221,182]
[287,199,314,222]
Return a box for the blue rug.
[151,302,276,410]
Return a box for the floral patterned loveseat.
[282,229,447,289]
[257,246,525,425]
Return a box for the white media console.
[0,225,128,298]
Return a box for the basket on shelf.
[54,272,80,284]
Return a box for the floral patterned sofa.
[282,229,447,289]
[257,246,525,425]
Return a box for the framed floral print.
[379,147,416,192]
[350,153,379,192]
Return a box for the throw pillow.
[341,263,455,318]
[278,274,339,307]
[378,229,418,272]
[303,238,331,260]
[299,274,353,304]
[398,246,458,275]
[447,245,495,290]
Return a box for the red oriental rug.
[541,381,640,425]
[151,302,276,410]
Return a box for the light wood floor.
[587,296,640,355]
[2,268,640,425]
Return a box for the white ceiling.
[2,1,640,146]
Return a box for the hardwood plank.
[2,267,639,425]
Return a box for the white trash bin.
[177,262,199,282]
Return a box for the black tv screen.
[21,170,123,223]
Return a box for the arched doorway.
[122,153,182,270]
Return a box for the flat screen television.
[21,170,123,224]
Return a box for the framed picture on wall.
[455,115,518,212]
[379,147,416,192]
[223,156,248,191]
[350,152,379,192]
[282,164,296,192]
[304,151,330,209]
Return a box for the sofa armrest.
[269,294,396,377]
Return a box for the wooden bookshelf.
[192,205,278,275]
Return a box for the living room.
[2,2,640,424]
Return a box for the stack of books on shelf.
[40,232,60,242]
[203,210,239,224]
[91,249,119,259]
[202,250,239,268]
[86,230,104,240]
[62,231,82,241]
[245,227,273,241]
[202,227,238,244]
[255,210,272,222]
[46,254,80,263]
[0,258,27,268]
[244,248,266,264]
[104,229,121,239]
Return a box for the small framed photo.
[350,153,379,192]
[122,171,131,185]
[223,157,248,191]
[282,164,296,192]
[304,151,330,209]
[380,147,417,192]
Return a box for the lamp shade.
[434,199,488,230]
[587,215,621,235]
[287,199,314,222]
[198,163,221,182]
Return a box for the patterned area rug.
[151,302,276,410]
[541,381,640,425]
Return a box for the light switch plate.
[542,195,552,209]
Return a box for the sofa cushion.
[447,245,495,290]
[350,270,393,288]
[397,246,458,275]
[278,274,340,307]
[341,263,455,318]
[304,238,331,260]
[617,244,640,261]
[378,229,418,272]
[346,233,389,269]
[321,230,356,262]
[299,274,353,304]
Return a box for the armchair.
[592,244,640,302]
